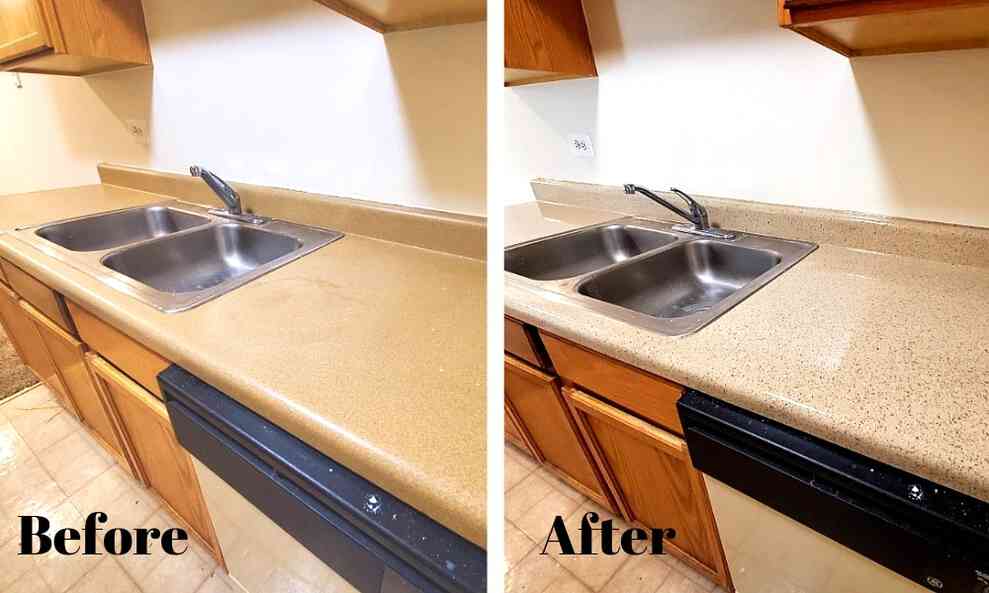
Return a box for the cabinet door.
[87,354,222,562]
[505,400,542,461]
[0,282,65,400]
[504,355,611,506]
[565,387,729,588]
[20,300,132,470]
[0,0,51,65]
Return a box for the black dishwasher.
[160,365,486,593]
[678,390,989,593]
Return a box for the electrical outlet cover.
[125,119,149,145]
[568,133,594,157]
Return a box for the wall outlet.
[568,133,594,157]
[125,119,149,145]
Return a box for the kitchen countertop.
[506,200,989,505]
[0,184,486,546]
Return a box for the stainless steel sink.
[103,224,303,294]
[15,201,344,312]
[35,206,209,252]
[506,217,816,335]
[505,223,678,280]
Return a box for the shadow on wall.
[851,48,989,226]
[383,23,487,215]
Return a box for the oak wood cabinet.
[505,0,597,86]
[0,0,151,76]
[0,281,67,402]
[779,0,989,57]
[87,353,223,563]
[311,0,485,32]
[504,353,613,508]
[565,387,731,589]
[19,299,134,473]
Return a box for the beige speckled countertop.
[0,184,485,546]
[506,200,989,505]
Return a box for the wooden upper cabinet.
[310,0,485,32]
[779,0,989,57]
[0,0,151,76]
[0,0,51,63]
[505,0,597,86]
[565,387,730,590]
[504,354,613,508]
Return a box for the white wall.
[0,0,486,216]
[504,0,989,228]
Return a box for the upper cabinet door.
[0,0,52,63]
[505,0,597,86]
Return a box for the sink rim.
[32,204,212,252]
[12,200,345,313]
[506,217,818,336]
[504,221,681,281]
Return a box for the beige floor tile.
[0,502,22,546]
[506,453,535,492]
[10,404,80,455]
[38,431,113,496]
[543,572,593,593]
[66,557,140,593]
[543,502,633,591]
[0,456,67,516]
[536,467,587,503]
[506,444,539,472]
[656,570,710,593]
[505,521,536,571]
[600,554,673,593]
[114,511,173,582]
[515,489,582,543]
[141,541,215,593]
[506,547,571,593]
[0,421,35,471]
[194,571,237,593]
[69,466,134,515]
[3,386,56,418]
[32,501,102,593]
[659,557,716,592]
[7,568,53,593]
[102,483,162,534]
[0,536,40,590]
[506,472,555,523]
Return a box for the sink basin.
[102,224,302,293]
[14,201,344,313]
[505,217,817,335]
[36,206,209,252]
[505,223,678,280]
[577,241,782,318]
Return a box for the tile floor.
[505,444,729,593]
[0,384,238,593]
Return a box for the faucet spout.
[190,166,242,215]
[624,184,735,240]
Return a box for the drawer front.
[541,331,685,434]
[68,300,170,399]
[504,355,610,505]
[504,316,546,369]
[1,259,76,335]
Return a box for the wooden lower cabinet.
[87,353,223,564]
[0,282,67,401]
[19,300,133,470]
[504,354,612,508]
[565,387,730,589]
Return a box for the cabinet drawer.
[67,300,170,399]
[0,259,76,335]
[541,332,685,434]
[505,316,547,369]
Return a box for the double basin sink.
[15,202,343,312]
[506,218,817,335]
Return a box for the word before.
[20,512,188,556]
